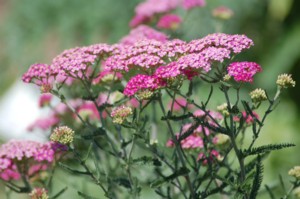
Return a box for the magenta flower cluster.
[227,62,262,82]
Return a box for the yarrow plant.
[1,1,298,199]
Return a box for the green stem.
[158,96,195,199]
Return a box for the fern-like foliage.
[250,155,264,198]
[243,143,295,157]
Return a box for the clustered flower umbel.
[111,106,133,124]
[50,126,75,145]
[29,188,49,199]
[23,32,260,99]
[250,88,267,103]
[288,166,300,180]
[130,0,205,27]
[0,140,55,181]
[276,73,296,88]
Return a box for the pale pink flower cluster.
[23,33,259,98]
[22,63,54,86]
[157,14,182,29]
[227,62,262,82]
[38,93,52,107]
[182,0,206,10]
[0,140,56,181]
[130,0,206,27]
[130,0,179,27]
[120,25,168,45]
[22,44,116,89]
[234,111,259,125]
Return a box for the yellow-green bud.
[250,88,267,103]
[288,166,300,179]
[214,133,230,145]
[50,126,74,145]
[276,74,296,88]
[223,74,231,81]
[136,90,153,100]
[217,103,229,116]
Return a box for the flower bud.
[40,84,52,93]
[217,103,229,116]
[50,126,74,145]
[276,74,296,88]
[29,188,49,199]
[137,90,154,100]
[250,88,267,103]
[212,6,234,20]
[288,166,300,180]
[111,106,133,124]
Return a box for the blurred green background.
[0,0,299,198]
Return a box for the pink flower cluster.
[165,108,225,165]
[23,33,259,98]
[130,0,206,27]
[157,14,182,29]
[120,25,168,45]
[227,62,262,82]
[0,140,56,181]
[22,43,116,90]
[123,74,165,96]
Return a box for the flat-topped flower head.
[130,0,180,27]
[51,47,97,78]
[276,73,296,88]
[50,126,75,145]
[121,25,168,45]
[22,64,55,91]
[227,62,262,82]
[111,105,133,124]
[123,74,165,97]
[188,33,254,54]
[29,188,49,199]
[157,14,182,30]
[250,88,267,103]
[0,140,55,162]
[182,0,206,10]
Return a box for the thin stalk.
[158,96,195,199]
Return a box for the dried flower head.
[288,166,300,180]
[111,106,133,124]
[276,74,296,88]
[250,88,267,103]
[29,188,49,199]
[50,126,75,145]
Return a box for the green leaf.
[58,162,90,175]
[132,156,162,166]
[113,177,131,189]
[250,156,264,198]
[78,191,100,199]
[150,167,190,188]
[50,187,68,199]
[243,143,295,156]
